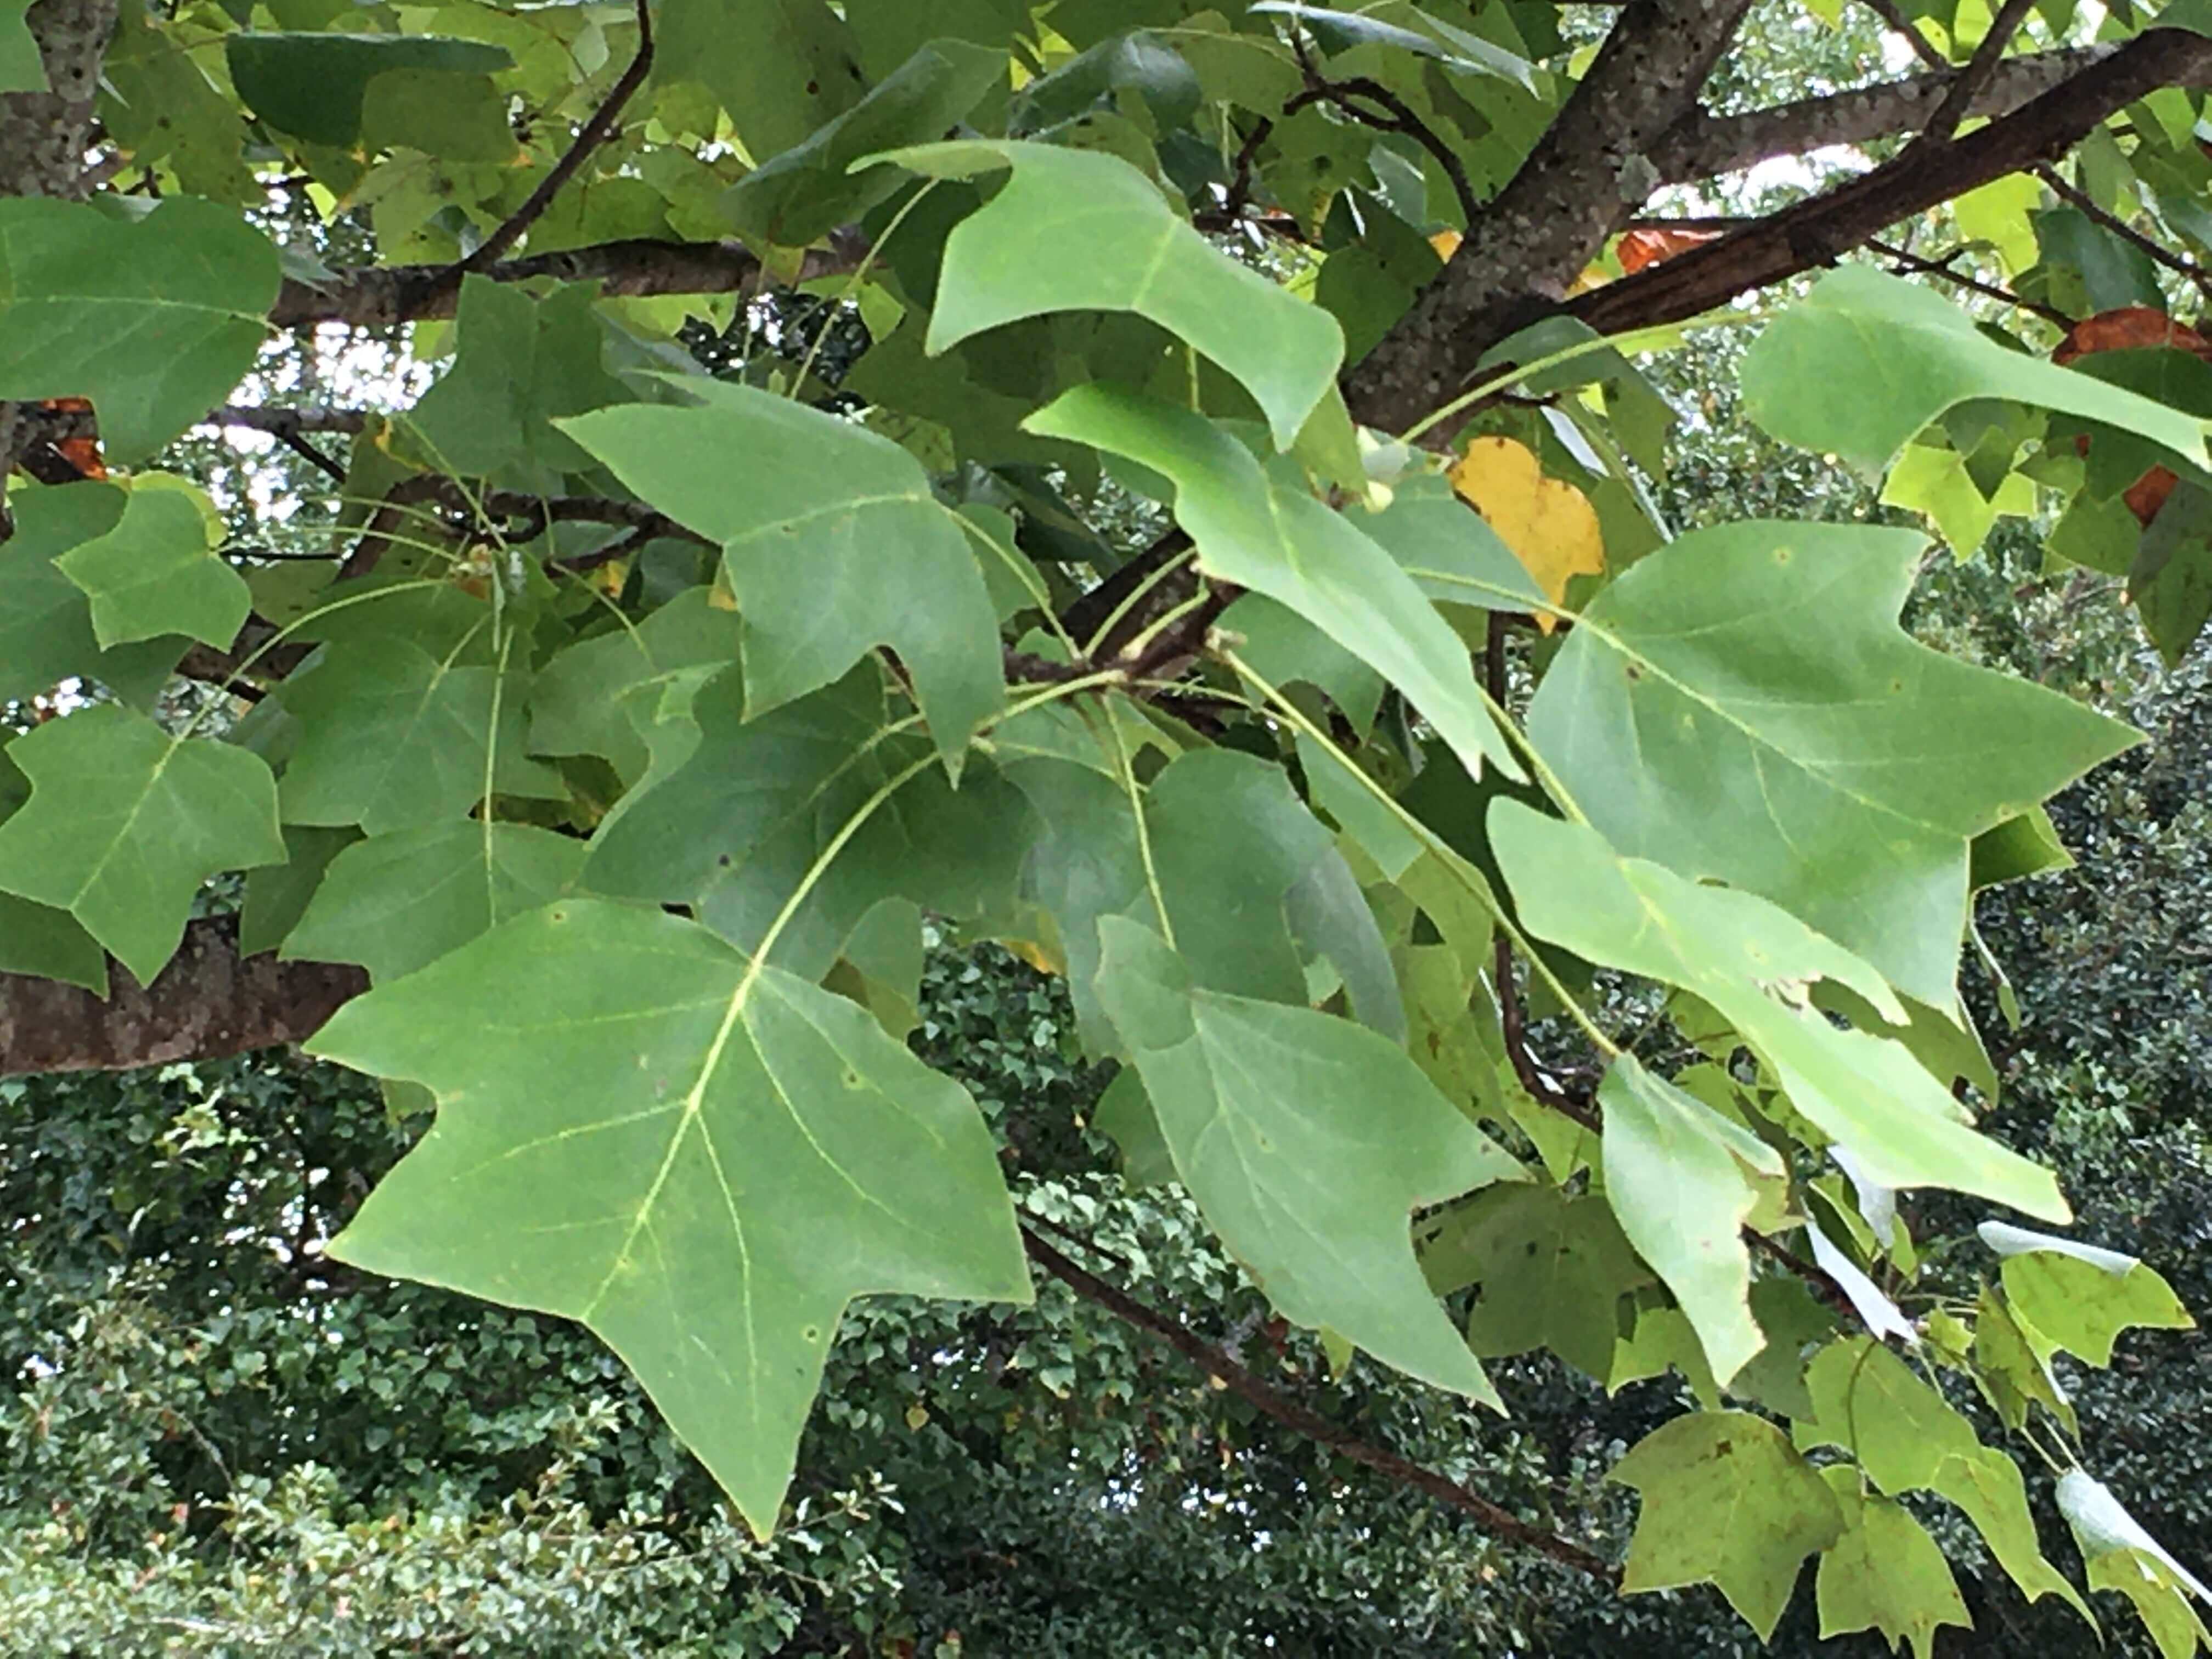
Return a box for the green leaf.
[309,898,1030,1538]
[0,705,284,984]
[1143,748,1402,1041]
[406,279,637,490]
[659,0,865,163]
[1026,386,1520,782]
[2084,1550,2210,1659]
[1813,1468,1973,1659]
[1931,1448,2098,1631]
[1491,804,2071,1221]
[0,484,185,706]
[526,590,746,787]
[1611,1410,1845,1640]
[1971,806,2072,888]
[561,382,1004,763]
[1973,1281,2076,1435]
[278,637,565,834]
[1743,266,2210,482]
[587,665,1028,976]
[1094,916,1514,1404]
[1793,1336,1982,1494]
[0,0,41,92]
[0,893,108,993]
[222,33,513,147]
[1983,1226,2195,1367]
[239,824,359,960]
[2059,1469,2211,1614]
[1358,472,1548,613]
[286,822,588,981]
[1598,1056,1785,1386]
[1424,1182,1654,1380]
[0,197,280,461]
[57,481,249,648]
[1523,520,2137,1004]
[894,140,1343,447]
[723,40,1005,249]
[1006,29,1199,136]
[1092,1065,1175,1188]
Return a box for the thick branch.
[1651,45,2192,183]
[272,232,868,331]
[1345,0,1756,433]
[1019,1227,1621,1583]
[1572,29,2212,339]
[0,916,366,1078]
[443,0,653,288]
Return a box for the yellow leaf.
[905,1403,929,1430]
[1003,937,1061,976]
[1429,230,1462,261]
[1447,436,1604,633]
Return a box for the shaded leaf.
[725,39,1006,249]
[407,279,637,491]
[287,821,588,981]
[223,32,511,147]
[1427,1183,1652,1380]
[279,637,565,834]
[0,197,279,461]
[562,382,1003,763]
[1794,1337,1981,1494]
[0,705,283,984]
[893,139,1343,446]
[1094,916,1514,1403]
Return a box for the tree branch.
[1920,0,2040,144]
[1285,72,1481,230]
[1650,46,2138,184]
[0,915,366,1078]
[2034,161,2212,302]
[1018,1226,1621,1584]
[439,0,654,293]
[1345,0,1758,433]
[1571,28,2212,340]
[270,232,868,331]
[1858,0,1949,72]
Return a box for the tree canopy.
[3,0,2211,1649]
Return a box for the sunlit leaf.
[309,898,1032,1537]
[1491,803,2070,1220]
[1611,1410,1844,1639]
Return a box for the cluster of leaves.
[6,0,2212,1651]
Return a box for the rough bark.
[1652,45,2133,182]
[1344,0,1757,434]
[0,916,366,1078]
[1573,27,2212,338]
